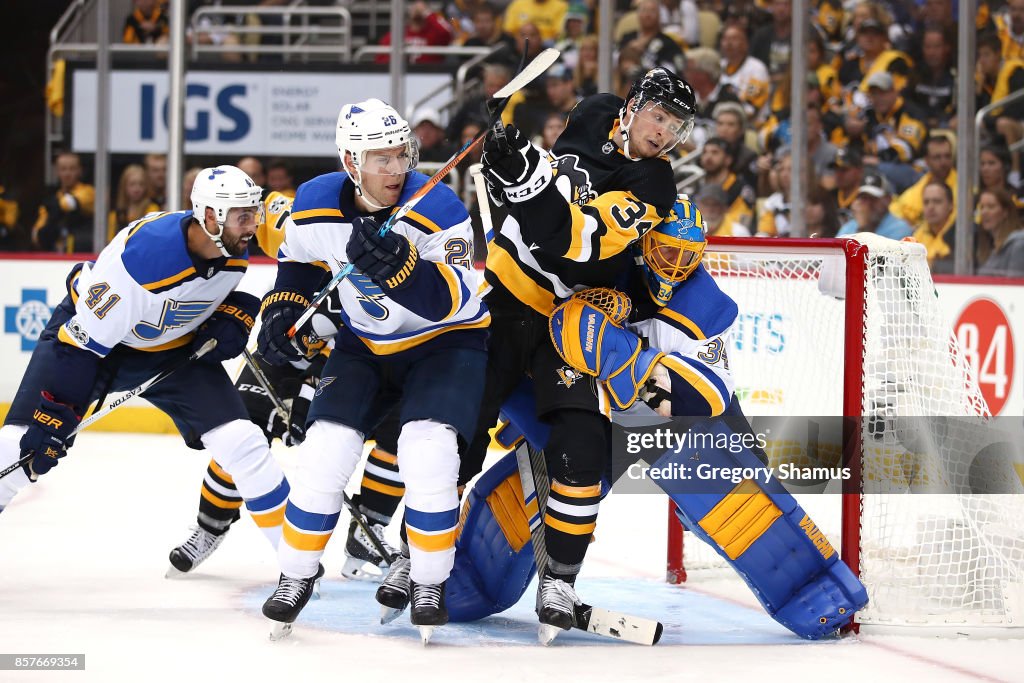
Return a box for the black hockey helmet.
[620,68,697,157]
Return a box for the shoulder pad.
[656,265,738,339]
[292,173,346,224]
[120,211,196,292]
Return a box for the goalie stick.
[285,47,562,340]
[240,349,398,564]
[1,339,218,481]
[471,163,664,644]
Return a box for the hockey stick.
[0,339,218,481]
[476,156,663,644]
[286,47,561,340]
[240,348,399,564]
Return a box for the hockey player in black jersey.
[457,67,697,640]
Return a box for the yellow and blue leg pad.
[281,504,340,552]
[244,478,290,529]
[405,507,459,553]
[656,419,867,639]
[448,452,537,622]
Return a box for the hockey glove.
[284,381,314,446]
[257,289,321,366]
[481,124,552,204]
[192,291,260,364]
[549,291,664,410]
[20,393,80,478]
[346,215,419,290]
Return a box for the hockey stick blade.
[286,48,561,339]
[493,48,560,99]
[0,339,218,481]
[574,603,664,646]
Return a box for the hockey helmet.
[336,99,418,177]
[620,68,697,158]
[190,165,263,257]
[638,197,706,306]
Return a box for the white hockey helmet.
[336,98,418,206]
[190,165,263,257]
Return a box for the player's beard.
[220,231,252,257]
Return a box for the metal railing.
[190,5,352,63]
[352,44,494,63]
[974,88,1024,192]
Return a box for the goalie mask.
[190,165,263,257]
[336,98,419,210]
[637,198,706,306]
[620,68,697,160]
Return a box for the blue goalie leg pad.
[657,414,868,639]
[447,451,538,622]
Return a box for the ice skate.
[263,564,326,641]
[375,552,411,624]
[410,580,447,645]
[536,570,580,645]
[340,519,395,582]
[166,526,227,577]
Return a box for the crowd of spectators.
[8,0,1024,278]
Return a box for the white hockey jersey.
[278,171,488,354]
[58,211,247,357]
[629,265,737,416]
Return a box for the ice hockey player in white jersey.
[256,98,488,643]
[0,166,292,559]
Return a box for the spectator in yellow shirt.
[503,0,567,43]
[911,181,956,274]
[107,163,160,243]
[32,151,95,253]
[889,134,956,227]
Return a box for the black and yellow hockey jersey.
[485,94,677,315]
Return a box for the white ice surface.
[1,433,1022,682]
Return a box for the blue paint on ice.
[242,577,818,646]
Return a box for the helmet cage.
[639,200,707,305]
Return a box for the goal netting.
[666,234,1024,634]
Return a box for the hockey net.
[665,234,1024,634]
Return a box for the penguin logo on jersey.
[556,365,582,388]
[550,153,596,207]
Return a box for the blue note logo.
[133,300,213,341]
[348,274,390,320]
[4,288,54,352]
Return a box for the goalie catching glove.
[481,124,552,204]
[549,288,665,410]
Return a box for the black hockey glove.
[346,215,419,290]
[257,289,320,366]
[192,291,259,364]
[20,393,80,478]
[481,124,551,204]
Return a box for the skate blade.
[165,565,187,579]
[379,604,406,625]
[268,621,293,641]
[340,557,386,582]
[311,576,322,601]
[418,625,435,645]
[538,623,563,646]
